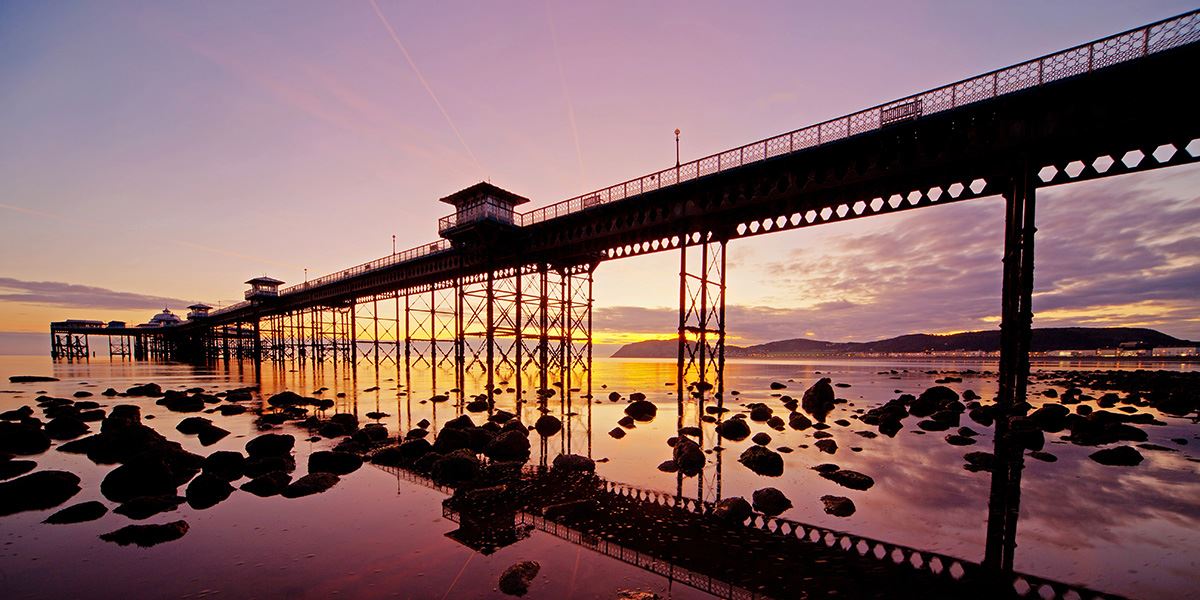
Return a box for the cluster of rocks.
[369,411,539,486]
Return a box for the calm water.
[1,354,1197,599]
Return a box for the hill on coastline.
[609,327,1196,358]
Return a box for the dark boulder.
[485,430,531,462]
[801,378,835,421]
[752,432,772,446]
[751,487,792,516]
[963,451,994,472]
[113,495,184,520]
[673,437,706,476]
[202,451,246,481]
[243,455,296,478]
[0,459,37,480]
[814,439,838,454]
[0,470,81,516]
[498,560,541,596]
[371,439,432,467]
[433,427,472,453]
[788,412,812,430]
[552,453,595,473]
[0,421,51,455]
[308,451,362,475]
[431,449,480,485]
[44,500,108,524]
[281,473,340,498]
[534,415,562,437]
[240,471,292,497]
[186,473,235,509]
[820,469,874,491]
[820,495,856,517]
[738,446,784,476]
[945,434,976,446]
[9,375,58,383]
[1089,445,1144,466]
[100,455,194,503]
[713,496,752,523]
[44,416,90,440]
[624,400,657,422]
[245,433,294,458]
[608,427,626,439]
[749,404,773,422]
[100,520,189,547]
[716,418,751,441]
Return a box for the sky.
[1,0,1197,354]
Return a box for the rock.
[245,433,295,458]
[788,412,812,430]
[749,404,773,422]
[716,418,751,441]
[812,463,840,473]
[433,427,472,453]
[656,460,678,473]
[1089,446,1144,466]
[820,469,874,490]
[202,451,246,481]
[431,449,481,485]
[608,427,626,439]
[281,473,341,498]
[678,426,702,438]
[624,400,657,422]
[371,439,432,467]
[44,500,108,524]
[308,451,363,475]
[713,496,752,523]
[820,495,856,517]
[485,430,531,462]
[240,471,293,497]
[100,520,189,547]
[552,453,595,473]
[963,452,994,472]
[113,495,185,520]
[125,383,163,397]
[9,375,59,383]
[1029,404,1070,432]
[100,455,197,503]
[216,404,247,416]
[752,432,772,446]
[673,437,706,475]
[44,416,90,440]
[176,417,212,434]
[738,446,784,476]
[770,382,787,390]
[186,473,235,509]
[498,560,540,596]
[910,386,960,418]
[351,425,389,445]
[616,591,661,600]
[917,419,950,432]
[0,471,82,516]
[0,458,37,480]
[751,487,792,516]
[814,439,838,454]
[534,415,562,437]
[0,421,52,455]
[1028,451,1057,462]
[243,456,296,478]
[801,378,835,421]
[945,434,976,446]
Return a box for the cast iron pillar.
[676,233,727,430]
[984,166,1036,573]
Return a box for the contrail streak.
[367,0,483,177]
[545,0,586,187]
[0,203,65,221]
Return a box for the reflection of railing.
[515,511,763,600]
[517,10,1198,226]
[599,481,1122,600]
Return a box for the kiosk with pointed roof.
[186,303,213,320]
[245,276,284,300]
[437,182,530,243]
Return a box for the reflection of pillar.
[676,235,727,429]
[984,166,1036,573]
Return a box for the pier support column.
[985,166,1036,573]
[676,233,727,430]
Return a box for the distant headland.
[610,327,1200,359]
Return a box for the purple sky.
[1,1,1197,352]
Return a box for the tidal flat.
[1,355,1197,599]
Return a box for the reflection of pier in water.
[378,462,1120,600]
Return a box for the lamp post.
[674,128,681,167]
[392,235,396,255]
[304,268,308,284]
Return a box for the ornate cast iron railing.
[213,9,1198,317]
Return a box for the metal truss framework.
[676,234,727,421]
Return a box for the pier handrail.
[211,9,1197,318]
[517,9,1198,226]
